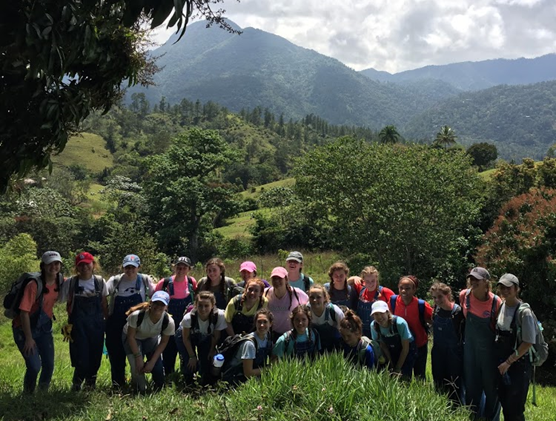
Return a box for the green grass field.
[51,133,114,174]
[241,178,295,200]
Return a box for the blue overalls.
[13,301,55,393]
[463,300,501,421]
[325,283,354,309]
[162,279,193,375]
[105,276,144,387]
[285,328,320,360]
[378,317,417,378]
[311,305,341,353]
[175,311,217,385]
[431,305,464,405]
[356,288,375,338]
[69,278,105,390]
[222,335,273,385]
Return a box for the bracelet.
[505,359,512,365]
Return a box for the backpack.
[302,274,311,292]
[136,309,170,334]
[357,335,381,366]
[162,276,195,302]
[390,295,430,335]
[464,289,500,332]
[233,294,264,313]
[216,333,257,370]
[3,272,44,319]
[513,303,549,367]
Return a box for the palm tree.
[434,125,457,149]
[379,125,402,144]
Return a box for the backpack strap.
[390,295,397,314]
[161,312,169,333]
[233,294,243,312]
[374,285,383,301]
[464,288,471,316]
[136,309,146,327]
[417,298,429,334]
[187,276,195,303]
[490,294,500,332]
[327,303,336,323]
[303,274,310,292]
[163,276,173,296]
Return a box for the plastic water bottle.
[211,354,225,377]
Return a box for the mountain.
[129,21,459,128]
[404,81,556,160]
[360,55,556,91]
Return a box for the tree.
[1,1,239,192]
[434,125,458,149]
[467,142,498,170]
[0,234,39,292]
[378,125,402,144]
[286,138,483,286]
[143,129,239,261]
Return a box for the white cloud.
[151,0,556,73]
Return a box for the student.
[370,301,416,378]
[429,282,465,405]
[105,254,156,388]
[222,308,274,385]
[339,310,377,369]
[459,267,502,421]
[390,275,432,379]
[264,266,309,341]
[273,304,321,359]
[197,258,243,310]
[122,291,175,392]
[225,278,267,336]
[176,291,227,385]
[324,262,358,310]
[285,251,314,292]
[155,256,197,376]
[307,285,344,352]
[63,252,109,391]
[236,261,270,288]
[12,251,63,393]
[355,266,395,338]
[495,274,535,421]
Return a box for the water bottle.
[211,354,225,377]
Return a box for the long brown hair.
[201,258,227,295]
[328,262,350,299]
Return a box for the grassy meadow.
[51,133,114,173]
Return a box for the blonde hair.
[360,266,379,282]
[309,284,330,303]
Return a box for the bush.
[0,234,39,293]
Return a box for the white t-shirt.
[60,276,108,301]
[264,287,309,334]
[124,309,175,339]
[497,303,536,344]
[106,274,156,299]
[180,309,227,334]
[311,304,345,327]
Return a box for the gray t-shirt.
[497,303,536,344]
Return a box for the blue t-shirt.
[370,316,414,343]
[288,273,314,292]
[272,328,321,358]
[342,340,376,369]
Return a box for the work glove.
[62,324,73,342]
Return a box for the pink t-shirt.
[264,287,309,334]
[459,289,501,319]
[155,276,197,299]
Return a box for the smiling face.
[309,288,325,310]
[363,273,378,291]
[332,269,347,287]
[373,311,389,327]
[431,291,450,309]
[206,264,222,283]
[43,261,61,278]
[497,284,518,301]
[240,269,255,282]
[271,275,286,291]
[255,313,272,337]
[196,298,214,321]
[150,301,167,318]
[77,262,93,279]
[398,278,416,300]
[286,260,302,276]
[245,282,263,302]
[292,312,309,335]
[124,265,138,278]
[175,263,190,276]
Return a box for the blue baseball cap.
[151,291,170,306]
[123,254,141,268]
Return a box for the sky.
[151,0,556,74]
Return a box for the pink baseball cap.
[270,266,288,279]
[239,261,257,273]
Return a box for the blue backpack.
[390,295,429,335]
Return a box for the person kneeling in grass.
[122,291,175,392]
[222,308,274,385]
[272,304,321,360]
[339,310,377,369]
[370,301,416,378]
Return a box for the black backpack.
[216,333,257,369]
[3,272,44,319]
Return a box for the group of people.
[12,250,537,421]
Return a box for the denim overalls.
[68,276,105,389]
[310,304,341,353]
[105,275,145,387]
